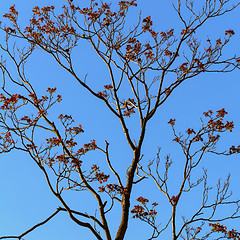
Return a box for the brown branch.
[0,208,61,240]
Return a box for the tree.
[0,0,240,239]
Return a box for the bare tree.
[0,0,240,239]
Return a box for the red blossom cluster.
[79,0,136,27]
[77,140,97,155]
[26,143,37,151]
[58,114,72,120]
[144,49,154,60]
[169,195,179,204]
[56,154,70,164]
[225,29,235,36]
[122,98,136,117]
[45,154,82,168]
[206,46,212,54]
[66,124,84,135]
[46,87,57,94]
[4,27,16,34]
[142,16,158,37]
[186,128,196,135]
[65,138,77,148]
[0,132,15,152]
[160,28,174,39]
[3,4,18,22]
[179,62,188,72]
[143,43,154,60]
[194,59,205,70]
[123,108,135,117]
[216,108,228,118]
[26,89,61,108]
[28,92,45,106]
[180,28,194,35]
[99,184,127,195]
[168,118,176,126]
[118,0,137,10]
[83,139,97,150]
[209,223,240,239]
[131,205,146,218]
[0,94,19,110]
[46,137,62,146]
[142,16,152,32]
[32,5,55,16]
[131,197,158,219]
[58,114,74,127]
[170,109,239,153]
[38,108,47,115]
[20,109,52,125]
[216,38,222,45]
[20,116,32,124]
[56,95,62,102]
[164,49,172,57]
[125,38,142,61]
[91,164,110,183]
[118,1,137,16]
[80,7,100,21]
[94,172,110,183]
[136,196,149,204]
[206,109,234,133]
[229,145,240,154]
[192,135,203,142]
[80,2,115,23]
[20,5,76,40]
[201,109,233,133]
[104,84,113,90]
[98,90,107,98]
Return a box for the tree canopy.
[0,0,240,239]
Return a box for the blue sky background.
[0,0,240,239]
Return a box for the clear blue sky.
[0,0,240,239]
